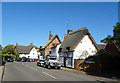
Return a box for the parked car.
[44,55,61,69]
[26,58,30,62]
[29,58,35,62]
[37,59,45,66]
[22,57,27,62]
[5,56,14,62]
[16,58,22,62]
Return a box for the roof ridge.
[16,45,27,47]
[69,27,88,35]
[97,44,106,45]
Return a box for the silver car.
[37,59,45,67]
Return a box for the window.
[49,51,51,54]
[59,48,62,52]
[66,47,70,52]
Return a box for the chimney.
[49,31,53,40]
[30,43,33,45]
[67,30,73,34]
[64,34,68,39]
[16,43,18,46]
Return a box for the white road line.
[42,72,57,79]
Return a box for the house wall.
[59,35,97,68]
[72,35,97,68]
[59,52,73,68]
[19,47,40,59]
[44,38,61,57]
[59,52,67,66]
[19,54,29,58]
[51,44,61,60]
[29,47,40,59]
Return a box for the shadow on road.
[85,71,120,79]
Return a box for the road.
[2,62,118,82]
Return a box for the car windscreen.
[49,58,57,60]
[39,60,44,62]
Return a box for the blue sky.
[2,2,118,47]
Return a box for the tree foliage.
[2,45,20,61]
[2,45,15,54]
[101,23,120,44]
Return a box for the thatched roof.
[59,27,99,52]
[15,44,38,54]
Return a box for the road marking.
[42,72,57,79]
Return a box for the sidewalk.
[0,66,4,83]
[61,67,119,82]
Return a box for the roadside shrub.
[84,50,120,73]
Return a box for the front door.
[64,57,66,67]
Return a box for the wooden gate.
[74,59,85,70]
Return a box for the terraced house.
[59,27,99,68]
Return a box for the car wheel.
[47,65,51,69]
[37,63,39,66]
[40,63,41,67]
[43,64,46,68]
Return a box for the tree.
[2,45,15,55]
[101,23,120,44]
[100,35,112,43]
[113,23,120,45]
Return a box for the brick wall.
[44,38,60,57]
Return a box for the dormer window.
[66,47,70,52]
[59,48,62,52]
[49,51,51,54]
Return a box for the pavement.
[0,66,4,83]
[61,67,119,82]
[1,62,119,83]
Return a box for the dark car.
[5,56,14,62]
[26,58,35,62]
[22,58,27,62]
[26,58,30,62]
[37,59,45,66]
[16,58,22,62]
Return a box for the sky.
[2,2,118,47]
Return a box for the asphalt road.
[2,62,118,82]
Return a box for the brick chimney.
[64,34,68,39]
[49,31,53,40]
[30,43,33,45]
[67,30,73,34]
[16,43,18,46]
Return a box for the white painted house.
[15,43,40,60]
[51,44,61,60]
[59,28,99,68]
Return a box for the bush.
[97,50,120,72]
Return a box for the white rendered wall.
[72,35,97,68]
[29,47,39,59]
[19,47,40,59]
[51,44,61,60]
[19,54,29,58]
